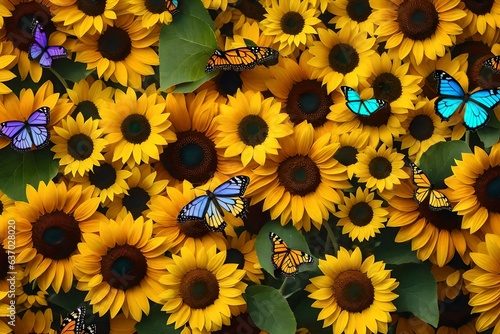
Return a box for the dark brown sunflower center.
[334,146,359,167]
[101,244,147,290]
[346,0,372,22]
[0,248,8,280]
[438,292,474,328]
[463,0,494,15]
[32,211,81,260]
[216,71,243,97]
[0,201,4,215]
[160,130,218,185]
[368,157,392,179]
[177,219,211,238]
[373,73,403,102]
[214,313,261,334]
[67,134,94,161]
[397,0,439,41]
[77,0,106,16]
[287,80,332,127]
[328,43,360,74]
[238,115,269,146]
[122,187,151,219]
[120,114,152,144]
[180,268,220,309]
[348,202,374,226]
[98,26,132,61]
[357,104,391,127]
[73,101,100,120]
[421,201,461,231]
[225,248,245,270]
[409,114,434,141]
[280,11,305,35]
[332,270,375,312]
[278,155,321,196]
[243,202,271,235]
[145,0,168,14]
[89,163,117,190]
[474,166,500,213]
[235,0,266,21]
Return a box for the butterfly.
[166,0,178,14]
[177,175,250,232]
[482,56,500,73]
[341,86,387,117]
[269,232,314,277]
[0,106,51,152]
[433,70,500,131]
[409,162,451,211]
[205,46,279,73]
[60,306,96,334]
[28,19,67,68]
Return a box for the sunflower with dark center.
[371,0,466,64]
[66,78,115,120]
[4,181,103,292]
[159,242,247,332]
[215,89,293,167]
[333,128,370,179]
[224,231,264,284]
[72,213,169,322]
[125,0,174,28]
[73,14,160,89]
[391,313,434,334]
[445,143,500,234]
[306,247,399,334]
[15,268,49,308]
[260,0,321,56]
[458,0,500,45]
[248,121,351,231]
[327,0,377,36]
[432,262,470,301]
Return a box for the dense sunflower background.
[1,0,500,333]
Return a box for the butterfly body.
[269,232,314,277]
[341,86,387,117]
[410,162,451,211]
[177,175,250,232]
[166,0,179,14]
[205,47,279,73]
[433,70,500,131]
[483,56,500,73]
[0,106,50,152]
[60,306,96,334]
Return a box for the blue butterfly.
[433,70,500,131]
[0,106,50,152]
[177,175,250,232]
[28,19,67,68]
[341,86,387,117]
[166,0,179,14]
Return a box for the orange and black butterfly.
[60,306,96,334]
[483,56,500,73]
[269,232,313,277]
[166,0,178,14]
[205,46,279,73]
[410,162,451,211]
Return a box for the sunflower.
[0,191,14,216]
[123,0,174,28]
[15,268,49,309]
[215,89,293,168]
[4,181,102,292]
[248,121,351,231]
[381,179,483,267]
[354,144,409,192]
[0,43,15,94]
[445,143,500,234]
[307,27,376,94]
[72,213,169,322]
[332,128,370,179]
[334,187,388,242]
[432,264,469,301]
[73,14,160,89]
[99,87,176,167]
[459,0,500,45]
[105,164,168,219]
[65,77,115,120]
[159,241,247,332]
[51,113,107,177]
[224,231,264,284]
[327,0,378,36]
[260,0,321,57]
[371,0,465,64]
[390,314,434,334]
[203,0,238,11]
[12,308,55,334]
[306,247,399,334]
[463,233,500,333]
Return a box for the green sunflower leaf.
[391,262,439,327]
[477,126,500,149]
[245,285,297,334]
[51,58,95,83]
[159,0,218,91]
[418,140,472,184]
[372,228,419,265]
[0,146,59,201]
[136,303,180,334]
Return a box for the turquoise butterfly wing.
[341,86,387,117]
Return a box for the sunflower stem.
[465,130,470,147]
[323,221,338,254]
[279,277,289,294]
[49,67,68,90]
[283,289,302,299]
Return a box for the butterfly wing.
[410,162,451,211]
[28,20,47,61]
[178,195,210,222]
[482,56,500,73]
[269,232,313,277]
[433,70,466,121]
[83,324,97,334]
[211,175,250,217]
[0,120,25,140]
[428,190,452,211]
[341,86,386,117]
[464,89,500,131]
[60,306,86,334]
[166,0,179,14]
[205,47,279,73]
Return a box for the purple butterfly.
[0,106,51,152]
[28,19,67,68]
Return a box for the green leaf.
[52,58,95,83]
[294,298,330,334]
[418,140,472,183]
[477,126,500,149]
[372,228,419,265]
[245,285,296,334]
[0,146,59,201]
[255,220,317,278]
[136,303,180,334]
[391,263,439,327]
[159,0,218,91]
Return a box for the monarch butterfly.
[177,175,250,232]
[482,56,500,73]
[410,162,451,211]
[166,0,178,14]
[341,86,387,117]
[60,306,96,334]
[269,232,314,277]
[205,46,279,73]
